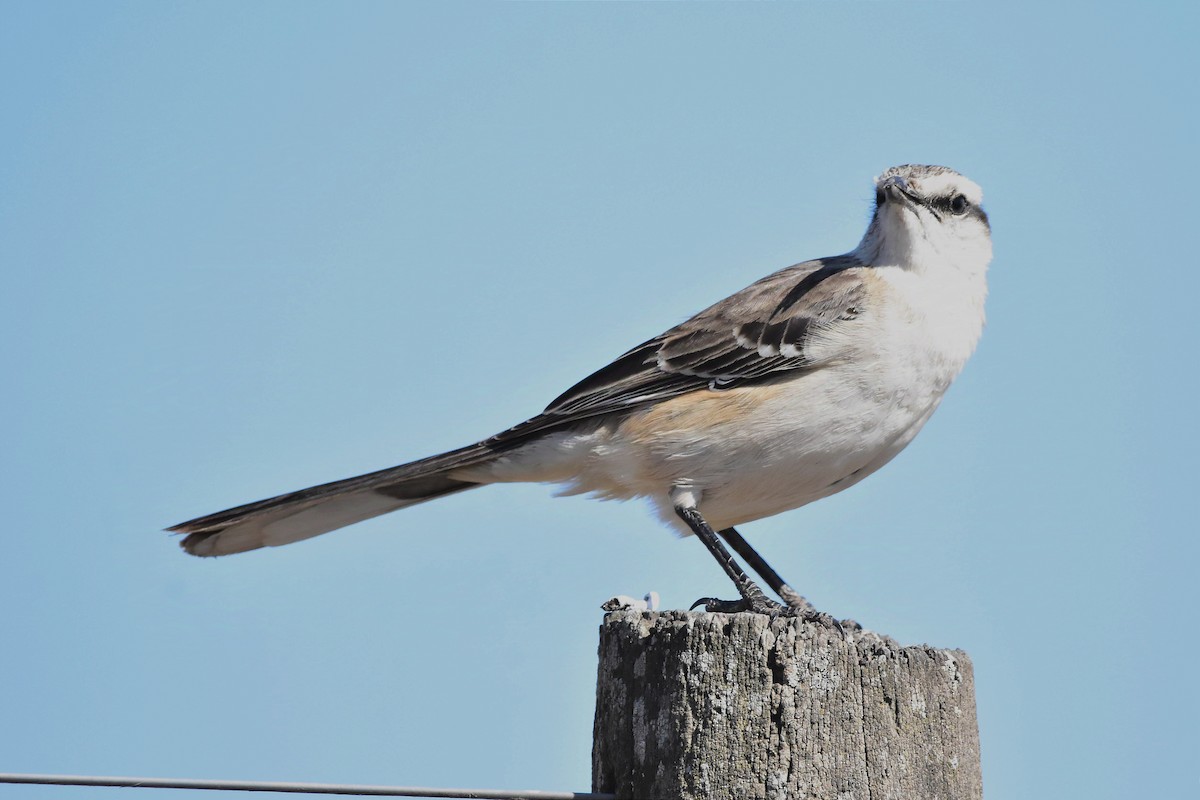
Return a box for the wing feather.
[489,254,869,445]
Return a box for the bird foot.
[689,595,790,616]
[691,595,861,639]
[798,609,846,636]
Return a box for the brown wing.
[489,254,869,444]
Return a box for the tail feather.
[169,441,498,557]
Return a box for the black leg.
[718,527,815,613]
[674,505,787,616]
[717,527,854,633]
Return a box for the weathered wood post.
[593,610,982,800]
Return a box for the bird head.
[858,164,992,277]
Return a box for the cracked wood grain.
[592,611,982,800]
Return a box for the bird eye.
[949,194,969,215]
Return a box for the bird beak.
[880,176,918,206]
[879,175,938,218]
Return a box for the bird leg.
[673,504,788,616]
[717,527,814,612]
[718,526,853,633]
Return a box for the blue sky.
[2,2,1196,798]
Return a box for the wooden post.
[592,610,982,800]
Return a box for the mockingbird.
[171,164,991,619]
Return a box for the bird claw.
[690,595,790,616]
[800,609,845,636]
[690,596,736,612]
[691,596,861,639]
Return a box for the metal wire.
[0,773,614,800]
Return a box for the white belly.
[608,362,947,532]
[466,359,945,534]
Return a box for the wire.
[0,773,615,800]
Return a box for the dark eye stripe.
[929,194,969,214]
[929,193,989,229]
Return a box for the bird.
[170,164,991,620]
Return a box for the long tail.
[169,440,502,557]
